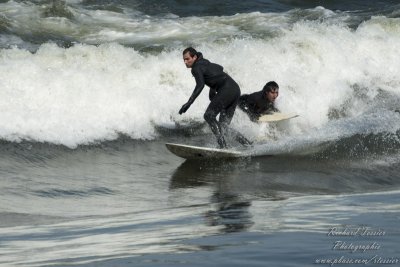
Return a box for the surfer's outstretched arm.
[178,66,206,114]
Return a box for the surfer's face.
[266,88,279,102]
[183,52,197,68]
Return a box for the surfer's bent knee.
[203,111,216,123]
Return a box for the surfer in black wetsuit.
[238,81,279,122]
[179,47,251,148]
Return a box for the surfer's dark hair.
[183,47,198,57]
[263,81,279,93]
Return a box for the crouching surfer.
[238,81,280,122]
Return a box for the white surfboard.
[257,112,299,123]
[166,143,244,159]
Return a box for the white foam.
[0,44,186,147]
[249,110,400,156]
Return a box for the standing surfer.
[179,47,251,148]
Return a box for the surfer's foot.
[217,137,227,149]
[218,142,227,149]
[237,135,253,147]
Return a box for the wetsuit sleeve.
[260,102,279,115]
[187,65,205,104]
[238,95,248,111]
[238,94,259,122]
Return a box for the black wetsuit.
[179,53,250,148]
[238,89,278,122]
